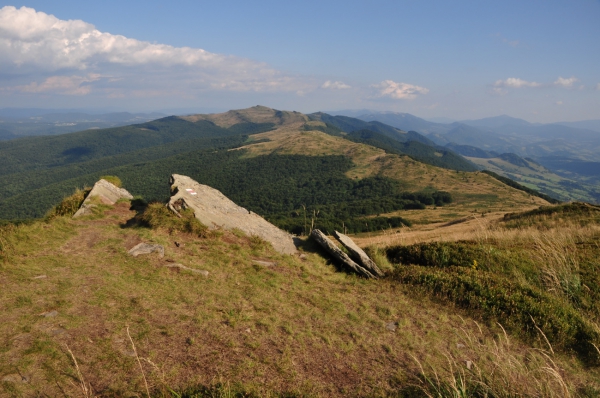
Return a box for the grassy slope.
[242,126,548,225]
[1,200,598,397]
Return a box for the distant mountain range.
[331,110,600,201]
[2,106,599,204]
[0,110,166,140]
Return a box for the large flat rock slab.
[168,174,297,255]
[73,179,134,218]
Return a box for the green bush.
[387,241,485,269]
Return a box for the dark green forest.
[345,129,478,172]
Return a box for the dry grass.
[2,202,600,396]
[412,320,576,397]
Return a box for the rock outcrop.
[73,179,133,218]
[333,231,384,277]
[168,174,297,255]
[310,229,376,279]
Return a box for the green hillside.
[0,106,547,223]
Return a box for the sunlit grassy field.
[2,198,600,396]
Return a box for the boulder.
[168,174,297,255]
[310,229,375,279]
[73,179,134,218]
[333,231,384,277]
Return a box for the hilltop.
[1,178,600,396]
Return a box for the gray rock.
[164,263,209,276]
[333,231,384,277]
[386,322,397,331]
[168,174,297,255]
[252,260,277,267]
[310,229,375,279]
[73,179,134,218]
[128,243,165,258]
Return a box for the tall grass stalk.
[413,321,574,397]
[65,345,94,398]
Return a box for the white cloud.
[492,76,583,92]
[493,78,541,88]
[371,80,429,100]
[0,6,312,95]
[321,80,351,90]
[553,76,578,88]
[555,101,563,105]
[15,74,101,95]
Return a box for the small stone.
[40,310,58,318]
[385,322,397,332]
[128,243,165,258]
[32,275,47,279]
[51,328,67,336]
[164,263,208,276]
[245,328,252,334]
[1,374,28,383]
[252,260,276,267]
[456,343,466,349]
[466,360,473,370]
[299,254,307,260]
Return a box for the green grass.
[385,205,600,366]
[2,200,600,396]
[45,187,91,220]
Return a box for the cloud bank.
[0,6,312,97]
[493,76,582,93]
[371,80,429,100]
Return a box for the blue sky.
[0,0,598,122]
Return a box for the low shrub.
[387,241,489,269]
[391,265,600,364]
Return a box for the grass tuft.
[99,175,123,187]
[138,202,208,237]
[45,187,91,220]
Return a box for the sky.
[0,0,598,122]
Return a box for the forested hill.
[0,106,548,222]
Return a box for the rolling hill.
[0,106,547,226]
